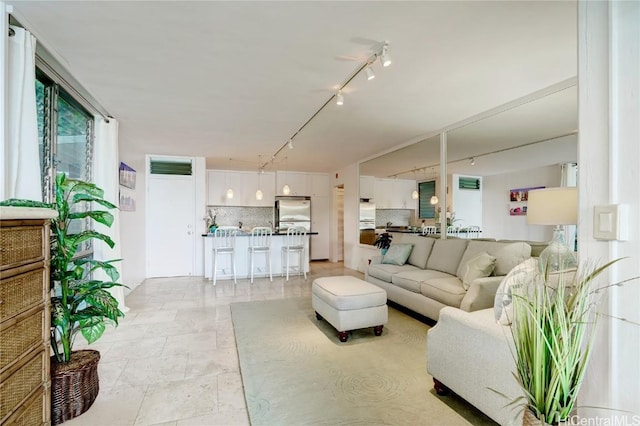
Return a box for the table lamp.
[526,187,578,272]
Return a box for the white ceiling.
[9,1,577,174]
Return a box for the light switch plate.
[593,204,628,241]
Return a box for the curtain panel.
[6,25,41,201]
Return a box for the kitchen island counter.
[202,232,314,280]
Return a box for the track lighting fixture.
[261,40,391,171]
[380,43,392,67]
[365,66,375,80]
[470,157,476,166]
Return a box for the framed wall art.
[509,186,544,216]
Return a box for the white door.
[147,174,195,277]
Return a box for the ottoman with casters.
[312,276,388,342]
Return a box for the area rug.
[231,297,495,425]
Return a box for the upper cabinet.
[373,178,416,209]
[207,170,275,207]
[276,171,330,197]
[359,176,375,200]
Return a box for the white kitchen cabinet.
[276,171,308,196]
[311,195,330,260]
[310,173,331,197]
[373,178,416,209]
[359,175,375,200]
[207,170,275,206]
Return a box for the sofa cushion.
[420,277,466,307]
[461,252,497,290]
[381,244,413,266]
[426,239,469,275]
[367,263,419,283]
[394,234,435,269]
[493,242,532,276]
[456,241,501,278]
[391,269,454,293]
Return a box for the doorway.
[333,185,344,262]
[146,158,197,277]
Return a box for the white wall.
[118,153,147,293]
[578,1,640,420]
[332,163,359,271]
[482,164,561,241]
[452,174,482,228]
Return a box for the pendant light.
[430,195,439,205]
[282,156,291,195]
[255,155,264,201]
[225,172,233,199]
[411,170,419,199]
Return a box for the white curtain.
[7,25,41,201]
[93,117,128,312]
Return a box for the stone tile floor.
[66,261,362,425]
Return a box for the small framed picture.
[509,186,544,216]
[119,162,136,189]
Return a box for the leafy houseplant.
[373,232,393,254]
[1,173,125,423]
[510,259,623,425]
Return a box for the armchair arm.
[459,276,504,312]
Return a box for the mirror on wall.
[358,83,578,243]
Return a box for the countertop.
[202,231,318,237]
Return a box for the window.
[36,69,95,256]
[36,70,94,202]
[418,181,436,219]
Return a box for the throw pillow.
[381,244,414,266]
[493,242,532,276]
[461,252,497,290]
[494,258,538,325]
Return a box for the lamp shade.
[526,187,578,225]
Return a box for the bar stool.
[248,227,272,283]
[211,227,237,285]
[281,227,307,281]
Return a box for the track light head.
[470,157,475,166]
[365,66,375,80]
[380,43,391,67]
[288,139,293,149]
[336,91,344,106]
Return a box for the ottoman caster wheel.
[338,331,349,342]
[373,325,384,336]
[315,311,323,321]
[433,378,450,396]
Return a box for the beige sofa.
[364,233,534,321]
[427,307,524,425]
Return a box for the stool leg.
[212,250,217,286]
[232,251,237,284]
[286,250,291,281]
[266,250,272,282]
[249,250,254,284]
[301,249,307,279]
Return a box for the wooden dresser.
[0,207,57,426]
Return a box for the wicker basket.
[51,350,100,425]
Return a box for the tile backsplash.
[376,209,413,227]
[206,206,274,231]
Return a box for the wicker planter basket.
[51,350,100,425]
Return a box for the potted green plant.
[510,259,624,425]
[373,232,393,255]
[1,173,125,424]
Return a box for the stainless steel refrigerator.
[275,196,311,232]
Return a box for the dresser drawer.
[1,383,48,426]
[0,307,46,372]
[0,348,47,422]
[0,224,47,271]
[0,266,47,323]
